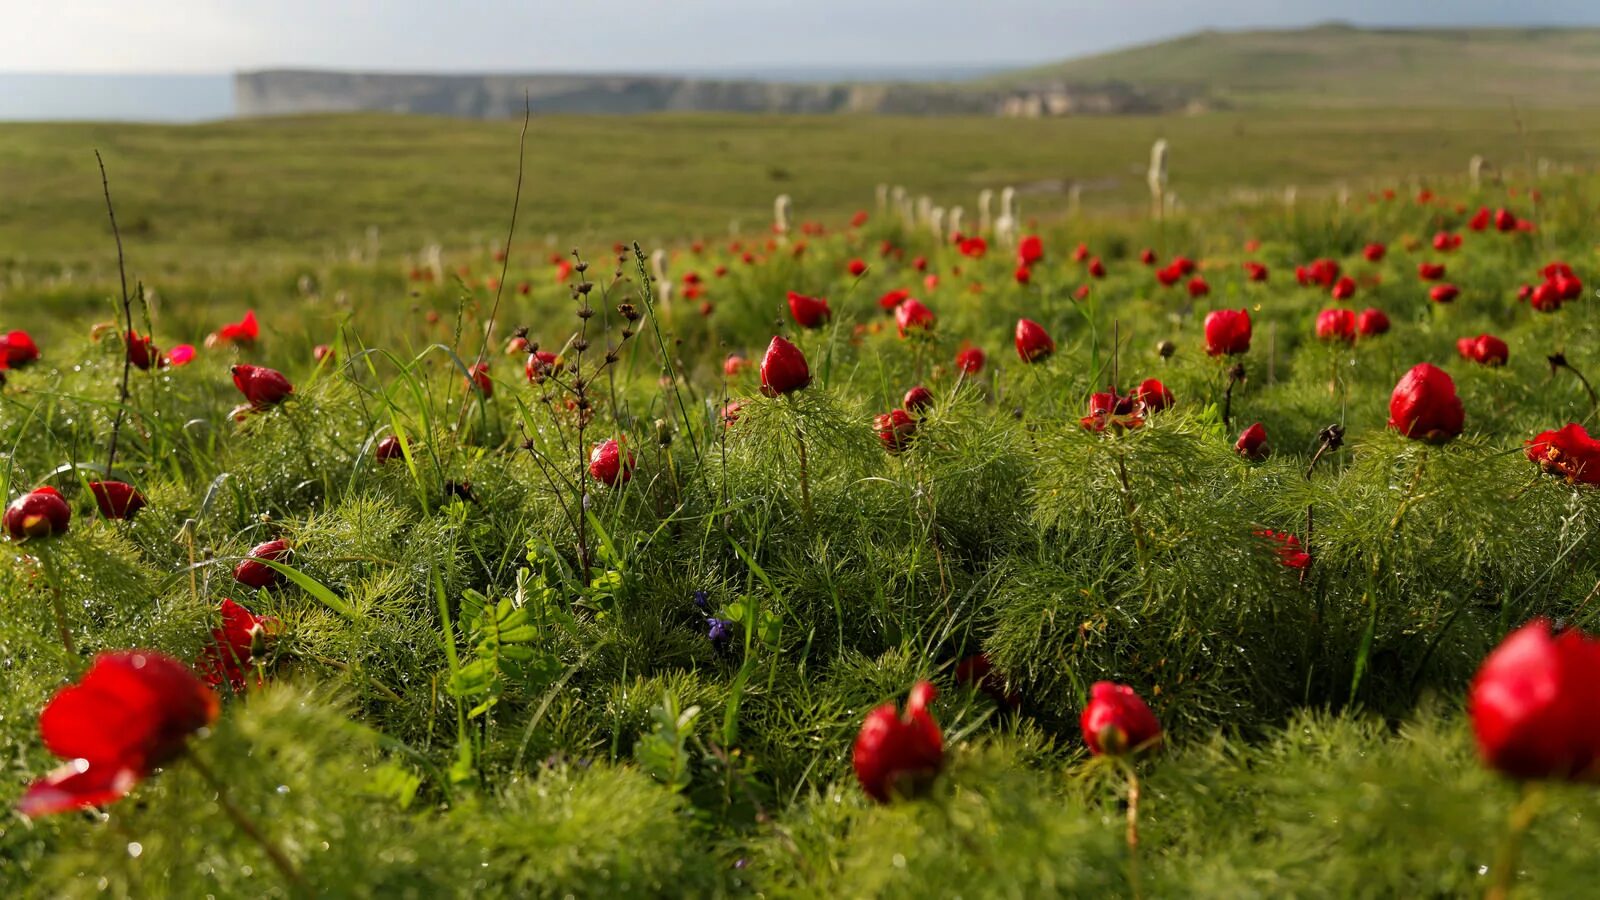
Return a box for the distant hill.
[992,23,1600,108]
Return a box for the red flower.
[850,210,869,228]
[466,362,493,398]
[18,651,218,817]
[760,336,811,396]
[199,599,281,692]
[1494,208,1518,232]
[1530,282,1562,312]
[1357,308,1391,336]
[1131,378,1174,413]
[1203,309,1252,356]
[894,299,935,337]
[1429,283,1460,304]
[375,435,407,464]
[847,259,868,277]
[1255,529,1310,569]
[1417,262,1446,281]
[854,681,944,802]
[235,539,291,589]
[1013,265,1032,285]
[165,344,196,367]
[2,330,41,368]
[1080,682,1161,756]
[1017,235,1044,267]
[1469,620,1600,781]
[313,343,335,364]
[525,350,562,384]
[1155,263,1183,287]
[1330,276,1357,301]
[1243,261,1269,282]
[1139,248,1157,266]
[1525,423,1600,485]
[912,255,928,272]
[723,353,746,376]
[1073,284,1092,301]
[1186,276,1210,298]
[875,409,916,453]
[903,385,934,413]
[957,236,987,259]
[4,486,70,539]
[786,291,833,329]
[1363,242,1387,262]
[588,439,635,486]
[1456,334,1508,367]
[89,481,146,520]
[206,310,259,348]
[1080,390,1144,433]
[1173,256,1197,275]
[230,364,293,409]
[1015,319,1055,363]
[1071,242,1090,262]
[1388,363,1464,443]
[877,288,911,312]
[954,345,986,375]
[125,331,160,371]
[1315,308,1357,343]
[1431,231,1461,252]
[955,653,1020,709]
[1087,257,1106,279]
[1303,259,1340,288]
[1468,207,1491,231]
[1235,422,1270,460]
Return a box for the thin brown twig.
[95,151,135,475]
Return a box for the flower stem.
[1125,765,1143,900]
[188,749,308,893]
[37,545,77,662]
[795,424,813,529]
[1486,782,1544,900]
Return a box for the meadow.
[0,110,1598,897]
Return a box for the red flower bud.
[88,481,146,520]
[230,364,293,409]
[1456,334,1508,367]
[1017,235,1044,267]
[1470,620,1600,781]
[1362,242,1386,262]
[903,385,934,413]
[4,486,70,539]
[1315,308,1357,343]
[875,408,916,453]
[1014,319,1055,363]
[786,291,832,329]
[854,681,943,802]
[1203,309,1252,356]
[1429,283,1460,304]
[894,299,935,337]
[954,345,985,375]
[234,539,291,589]
[588,439,635,486]
[1080,682,1162,756]
[759,336,811,396]
[1235,422,1270,460]
[1388,362,1464,443]
[1356,308,1391,337]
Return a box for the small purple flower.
[707,617,733,650]
[693,590,710,611]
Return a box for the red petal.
[17,759,143,817]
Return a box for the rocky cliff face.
[234,71,1202,118]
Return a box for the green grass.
[996,23,1600,109]
[0,111,1598,896]
[2,107,1598,283]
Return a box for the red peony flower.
[723,353,746,376]
[903,385,934,413]
[1357,308,1391,337]
[894,299,935,337]
[786,291,833,329]
[1235,422,1270,460]
[375,435,407,464]
[165,344,196,367]
[1243,261,1269,282]
[1017,235,1044,267]
[234,539,291,589]
[230,364,293,409]
[588,438,635,486]
[1388,363,1464,443]
[1256,529,1311,568]
[525,350,562,384]
[1131,378,1174,413]
[957,237,987,259]
[89,481,146,520]
[1204,309,1252,356]
[847,259,868,277]
[4,486,70,539]
[1363,242,1387,262]
[313,343,335,364]
[955,653,1020,709]
[854,681,944,802]
[1469,620,1600,781]
[1456,334,1508,367]
[1316,308,1357,343]
[1468,207,1491,231]
[1080,682,1162,756]
[1071,242,1089,262]
[1525,423,1600,485]
[1494,208,1518,232]
[1013,265,1032,285]
[198,599,281,693]
[2,330,41,368]
[125,331,160,371]
[1186,276,1211,298]
[1429,283,1460,304]
[1330,276,1357,301]
[18,651,218,817]
[878,288,911,312]
[875,409,916,453]
[954,345,986,375]
[206,311,259,348]
[1080,390,1144,433]
[1432,231,1461,252]
[1015,319,1054,363]
[1088,257,1106,279]
[760,336,811,396]
[1139,248,1157,266]
[1417,262,1446,282]
[466,362,493,398]
[1155,263,1183,287]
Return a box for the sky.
[6,0,1600,74]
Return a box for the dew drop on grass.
[126,842,142,858]
[276,784,290,794]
